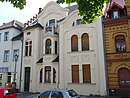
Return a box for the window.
[45,66,51,83]
[7,72,11,82]
[55,41,57,54]
[27,32,31,35]
[38,91,51,98]
[82,64,91,83]
[39,68,43,83]
[49,19,55,27]
[4,32,9,41]
[72,22,75,26]
[115,35,126,52]
[0,33,1,42]
[53,68,56,83]
[113,11,119,19]
[76,19,82,25]
[45,39,51,54]
[25,40,32,56]
[81,33,89,51]
[0,74,3,86]
[3,50,9,62]
[71,35,78,52]
[72,65,79,83]
[13,49,19,61]
[51,91,63,98]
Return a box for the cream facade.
[21,1,107,95]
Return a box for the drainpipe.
[102,16,109,96]
[19,37,23,92]
[57,27,60,89]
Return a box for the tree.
[0,0,26,9]
[56,0,109,23]
[0,0,109,23]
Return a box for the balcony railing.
[45,26,58,35]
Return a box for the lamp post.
[13,54,19,83]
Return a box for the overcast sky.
[0,0,67,25]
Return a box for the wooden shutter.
[83,64,91,83]
[72,65,79,83]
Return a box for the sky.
[0,0,67,25]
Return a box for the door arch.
[118,68,130,88]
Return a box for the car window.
[38,91,51,98]
[4,90,8,95]
[51,91,63,98]
[4,89,14,95]
[67,89,78,97]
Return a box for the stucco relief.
[82,54,90,62]
[71,55,79,63]
[44,57,52,61]
[24,59,32,64]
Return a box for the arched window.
[115,35,126,52]
[71,35,78,52]
[25,40,32,56]
[118,68,130,88]
[45,39,51,54]
[53,68,56,83]
[81,33,89,51]
[45,66,51,83]
[39,68,43,83]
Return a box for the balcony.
[45,26,58,35]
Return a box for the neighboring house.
[21,1,107,95]
[0,20,24,91]
[104,0,130,96]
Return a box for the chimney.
[38,8,42,14]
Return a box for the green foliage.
[56,0,109,23]
[0,0,109,23]
[0,0,26,9]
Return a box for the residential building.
[104,0,130,96]
[21,1,107,95]
[0,20,24,91]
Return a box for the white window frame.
[4,32,9,41]
[3,50,9,62]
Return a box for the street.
[17,92,39,98]
[17,92,128,98]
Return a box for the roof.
[36,57,43,63]
[11,33,23,41]
[23,23,44,31]
[52,56,59,62]
[103,0,125,15]
[0,20,24,30]
[66,5,78,14]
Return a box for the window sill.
[68,83,96,85]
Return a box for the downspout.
[102,16,109,96]
[57,27,60,88]
[19,36,23,92]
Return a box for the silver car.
[36,88,80,98]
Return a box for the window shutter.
[72,65,79,83]
[83,64,91,83]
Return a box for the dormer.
[105,2,127,20]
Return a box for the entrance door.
[118,68,130,88]
[24,67,31,91]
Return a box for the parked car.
[36,88,80,98]
[0,87,17,98]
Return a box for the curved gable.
[38,1,68,19]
